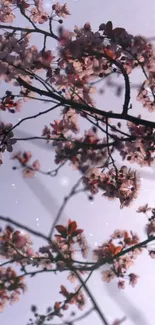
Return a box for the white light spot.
[37,223,40,227]
[12,183,16,188]
[18,118,21,121]
[36,218,39,221]
[106,222,108,226]
[90,233,93,237]
[95,241,98,246]
[45,2,51,7]
[60,177,69,187]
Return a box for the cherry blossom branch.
[88,235,155,271]
[16,268,66,279]
[14,160,67,177]
[0,22,58,40]
[17,2,37,30]
[45,308,94,325]
[37,271,93,325]
[0,215,154,272]
[13,132,155,153]
[72,270,109,325]
[2,102,61,142]
[17,77,155,128]
[55,255,109,325]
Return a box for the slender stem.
[3,103,60,142]
[105,117,118,184]
[0,24,58,39]
[76,274,109,325]
[48,178,82,239]
[0,259,14,267]
[44,308,94,325]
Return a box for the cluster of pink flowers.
[13,145,141,207]
[51,219,89,260]
[120,121,155,166]
[59,284,86,310]
[0,220,88,316]
[0,1,70,24]
[0,226,34,259]
[0,91,22,113]
[93,229,141,289]
[43,108,79,139]
[83,166,140,208]
[53,2,70,18]
[12,151,40,177]
[0,122,16,153]
[0,213,154,322]
[53,129,108,167]
[0,266,26,312]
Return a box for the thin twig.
[105,117,118,184]
[48,178,83,239]
[2,103,61,143]
[44,308,94,325]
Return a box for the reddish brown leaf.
[60,285,69,298]
[72,229,83,237]
[113,27,125,37]
[68,220,77,235]
[114,246,122,255]
[105,21,113,35]
[55,225,67,237]
[54,302,60,311]
[104,48,114,59]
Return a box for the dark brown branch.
[58,260,109,325]
[0,259,14,267]
[105,117,118,183]
[13,160,67,178]
[88,50,131,117]
[0,23,58,40]
[17,77,155,129]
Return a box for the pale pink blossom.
[102,270,116,283]
[53,3,70,17]
[129,273,139,287]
